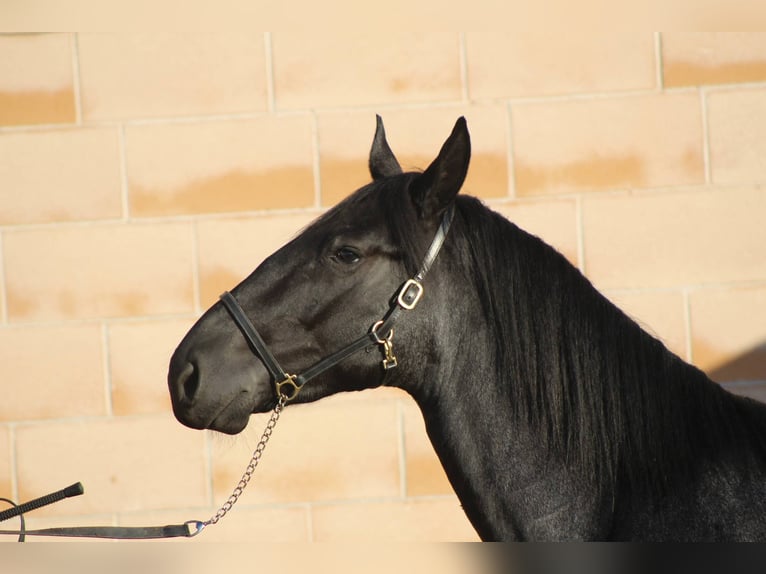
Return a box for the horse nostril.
[172,361,200,403]
[183,364,200,402]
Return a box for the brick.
[0,128,122,225]
[0,324,106,421]
[77,33,268,120]
[317,106,509,206]
[690,286,766,378]
[663,33,766,88]
[466,32,656,99]
[511,93,705,196]
[196,212,318,307]
[195,505,310,542]
[14,416,208,515]
[583,188,766,290]
[315,111,375,206]
[211,400,401,505]
[492,199,579,267]
[272,32,462,110]
[603,290,688,360]
[125,116,315,217]
[402,401,453,497]
[4,223,195,321]
[108,319,196,416]
[311,497,478,541]
[708,88,766,185]
[0,33,75,126]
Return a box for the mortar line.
[654,32,664,92]
[0,313,202,331]
[205,432,215,507]
[683,289,694,364]
[264,32,277,113]
[305,502,315,542]
[71,33,83,125]
[0,204,326,233]
[9,424,19,503]
[0,180,749,233]
[117,124,131,220]
[505,86,698,106]
[5,411,181,428]
[700,88,713,185]
[458,32,470,102]
[397,400,408,499]
[191,221,202,315]
[310,111,322,209]
[505,102,516,199]
[304,493,459,508]
[101,322,114,416]
[576,194,586,275]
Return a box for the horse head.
[168,116,470,434]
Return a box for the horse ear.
[410,117,471,220]
[369,115,403,180]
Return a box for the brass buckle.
[397,279,424,310]
[275,374,302,402]
[381,341,398,370]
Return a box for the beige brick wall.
[1,32,765,543]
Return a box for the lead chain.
[203,394,287,528]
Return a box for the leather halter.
[220,205,455,403]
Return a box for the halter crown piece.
[220,204,455,402]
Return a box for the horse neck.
[398,267,610,541]
[395,204,766,539]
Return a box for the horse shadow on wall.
[712,342,766,403]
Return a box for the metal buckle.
[381,342,398,370]
[275,374,302,402]
[397,279,424,310]
[370,320,392,344]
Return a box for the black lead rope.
[0,497,25,542]
[0,482,202,540]
[2,522,199,540]
[0,206,455,541]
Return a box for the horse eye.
[333,247,361,265]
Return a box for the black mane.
[455,195,766,496]
[356,180,766,497]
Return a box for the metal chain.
[203,395,286,527]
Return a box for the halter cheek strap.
[220,205,455,402]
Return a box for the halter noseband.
[219,205,455,403]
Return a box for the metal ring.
[185,520,206,537]
[275,374,301,401]
[370,320,393,345]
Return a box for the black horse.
[168,116,766,541]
